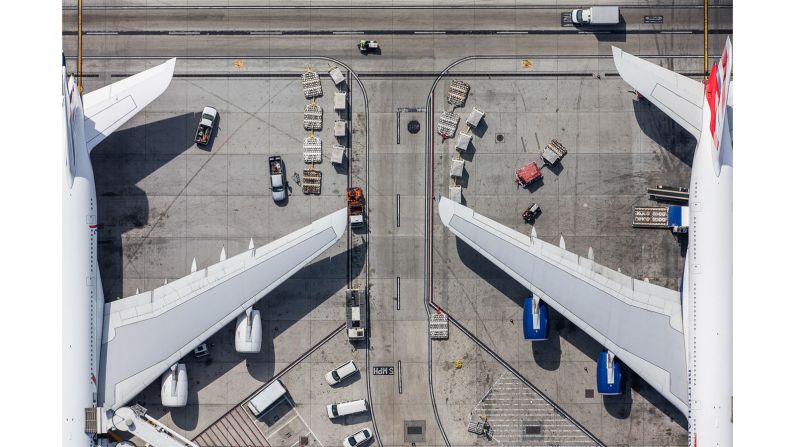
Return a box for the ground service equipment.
[648,185,689,203]
[358,40,379,52]
[347,187,365,227]
[302,169,322,194]
[541,139,568,165]
[515,162,542,187]
[346,289,366,340]
[194,106,217,145]
[328,66,345,86]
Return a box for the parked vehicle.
[327,399,368,419]
[325,360,358,386]
[268,156,287,202]
[571,6,620,25]
[194,106,217,145]
[247,380,287,416]
[343,427,373,447]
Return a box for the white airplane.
[62,58,348,446]
[439,38,732,446]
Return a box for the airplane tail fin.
[705,38,733,172]
[611,46,706,139]
[82,58,176,152]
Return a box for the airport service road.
[63,2,732,73]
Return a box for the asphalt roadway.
[64,1,732,446]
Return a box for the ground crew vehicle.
[325,360,357,386]
[194,106,217,145]
[571,6,620,25]
[540,139,568,165]
[268,156,287,202]
[522,203,541,222]
[358,40,379,52]
[515,162,542,187]
[343,428,373,447]
[327,399,368,419]
[247,380,287,416]
[347,187,366,227]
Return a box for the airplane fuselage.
[62,73,103,447]
[684,83,733,446]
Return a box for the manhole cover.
[585,389,595,398]
[407,120,421,134]
[496,133,505,143]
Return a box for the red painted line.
[89,224,97,229]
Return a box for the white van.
[325,360,358,386]
[326,399,368,419]
[248,380,287,416]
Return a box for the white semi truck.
[571,6,620,25]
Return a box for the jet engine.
[523,295,549,341]
[160,363,188,407]
[596,351,624,395]
[235,307,262,353]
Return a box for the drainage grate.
[404,420,426,443]
[496,133,505,143]
[407,120,421,134]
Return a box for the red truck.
[515,162,542,187]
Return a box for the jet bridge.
[94,405,198,447]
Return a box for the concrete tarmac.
[65,2,731,446]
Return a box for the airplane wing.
[82,58,176,152]
[438,197,688,414]
[98,208,348,409]
[612,46,704,138]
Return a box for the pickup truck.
[268,156,286,202]
[571,6,620,25]
[194,106,217,145]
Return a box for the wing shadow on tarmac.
[631,98,697,167]
[92,112,202,300]
[453,237,687,430]
[135,247,360,431]
[93,113,364,431]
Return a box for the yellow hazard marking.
[233,59,245,70]
[521,59,534,70]
[454,359,463,369]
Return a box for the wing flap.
[439,197,688,414]
[612,46,703,138]
[99,208,347,409]
[83,58,176,152]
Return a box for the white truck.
[268,156,286,202]
[247,380,287,416]
[571,6,620,25]
[194,106,217,145]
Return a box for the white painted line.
[265,414,299,440]
[293,408,324,447]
